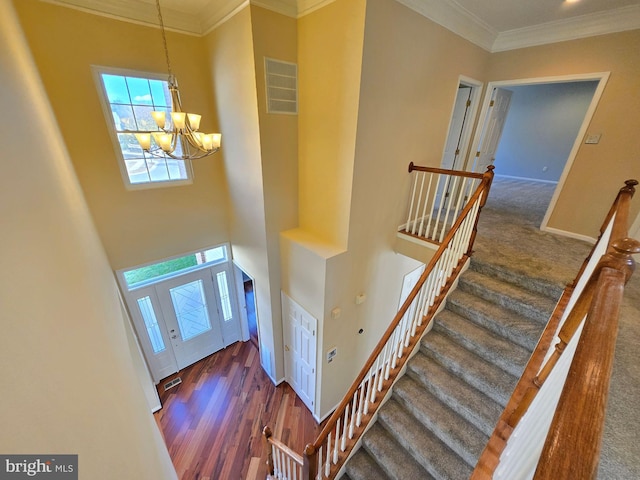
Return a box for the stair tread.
[378,398,473,480]
[435,309,533,377]
[470,253,565,299]
[393,375,489,467]
[447,288,544,351]
[422,330,518,406]
[362,423,435,480]
[407,351,503,436]
[344,449,390,480]
[459,269,557,323]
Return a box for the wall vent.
[265,57,298,115]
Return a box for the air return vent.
[265,57,298,114]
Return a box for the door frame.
[440,76,483,171]
[232,261,258,345]
[467,72,610,236]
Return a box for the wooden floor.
[154,341,322,480]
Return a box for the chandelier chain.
[155,0,172,77]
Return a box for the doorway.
[233,263,259,349]
[120,246,242,383]
[468,73,609,232]
[441,76,482,172]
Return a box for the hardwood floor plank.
[155,341,322,479]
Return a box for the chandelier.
[132,0,220,160]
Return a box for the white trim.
[468,73,610,238]
[252,0,297,17]
[493,4,640,53]
[41,0,202,36]
[297,0,336,17]
[630,210,640,242]
[396,232,439,250]
[91,65,195,190]
[396,0,496,51]
[494,174,558,185]
[541,226,597,245]
[202,0,250,36]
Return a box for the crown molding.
[395,0,496,51]
[41,0,202,35]
[252,0,298,17]
[297,0,335,17]
[492,4,640,52]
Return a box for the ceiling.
[45,0,640,51]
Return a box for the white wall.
[494,81,598,182]
[0,1,175,476]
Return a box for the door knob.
[285,345,290,352]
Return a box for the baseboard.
[542,226,597,244]
[494,174,559,185]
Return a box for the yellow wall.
[487,30,640,238]
[14,0,230,271]
[0,1,175,476]
[297,0,367,247]
[204,6,286,379]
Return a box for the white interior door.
[157,270,225,370]
[472,87,512,172]
[442,86,472,171]
[282,292,317,413]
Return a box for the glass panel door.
[127,286,178,383]
[156,270,225,370]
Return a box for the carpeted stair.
[342,253,560,480]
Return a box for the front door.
[128,265,242,383]
[157,269,225,370]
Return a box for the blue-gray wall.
[495,81,598,182]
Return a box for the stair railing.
[263,165,494,480]
[400,163,485,244]
[472,179,639,480]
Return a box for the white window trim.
[92,65,194,190]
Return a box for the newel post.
[302,443,317,480]
[466,165,495,257]
[262,426,274,477]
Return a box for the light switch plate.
[585,133,602,144]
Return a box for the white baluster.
[417,172,434,236]
[424,174,441,239]
[349,390,357,438]
[357,381,366,425]
[333,420,340,464]
[325,434,331,477]
[411,172,426,234]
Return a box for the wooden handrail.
[408,161,485,179]
[302,165,495,478]
[472,178,638,479]
[534,239,639,479]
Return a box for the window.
[94,67,191,188]
[122,245,228,290]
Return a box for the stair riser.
[392,380,487,467]
[470,259,563,299]
[406,364,499,437]
[421,340,513,407]
[446,297,539,351]
[458,277,551,323]
[433,321,527,378]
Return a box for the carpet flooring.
[342,176,640,479]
